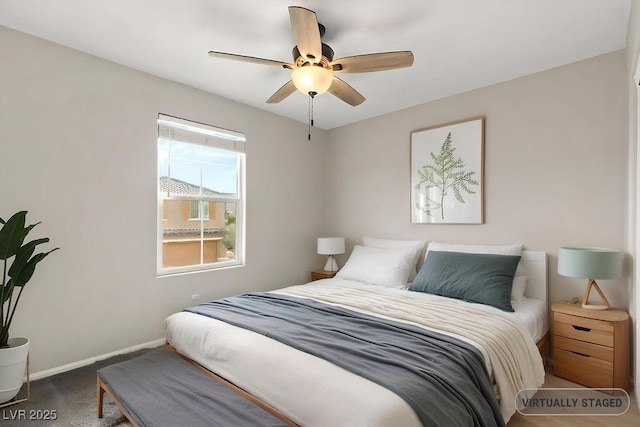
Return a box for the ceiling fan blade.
[208,51,293,69]
[288,6,322,64]
[328,77,366,106]
[266,80,297,104]
[331,51,414,73]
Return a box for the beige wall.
[0,25,328,373]
[627,0,640,407]
[326,51,628,309]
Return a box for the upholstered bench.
[97,348,288,427]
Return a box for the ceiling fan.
[208,6,414,107]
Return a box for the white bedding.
[402,285,547,342]
[165,279,545,426]
[511,297,548,342]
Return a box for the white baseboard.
[29,338,166,381]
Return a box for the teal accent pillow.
[409,251,521,312]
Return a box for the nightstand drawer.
[554,313,613,347]
[554,348,613,388]
[554,335,613,362]
[551,302,629,390]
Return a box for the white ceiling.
[0,0,631,129]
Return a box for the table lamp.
[317,237,345,272]
[557,247,622,310]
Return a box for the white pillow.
[362,237,426,281]
[511,275,528,302]
[426,241,522,257]
[425,241,527,298]
[336,245,416,289]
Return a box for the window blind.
[158,114,246,152]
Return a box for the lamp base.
[324,255,338,272]
[581,303,610,310]
[582,279,612,310]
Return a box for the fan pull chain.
[307,91,317,141]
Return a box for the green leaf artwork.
[415,132,479,220]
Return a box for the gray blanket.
[187,292,504,427]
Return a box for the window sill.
[157,260,243,278]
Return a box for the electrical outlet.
[191,293,200,301]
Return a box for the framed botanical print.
[410,117,484,224]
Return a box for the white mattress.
[165,280,545,426]
[511,297,548,342]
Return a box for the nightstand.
[551,302,629,390]
[310,269,338,281]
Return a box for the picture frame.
[410,117,485,224]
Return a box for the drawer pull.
[570,350,590,358]
[572,325,591,332]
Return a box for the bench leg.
[97,376,104,418]
[95,375,140,427]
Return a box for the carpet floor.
[2,347,157,426]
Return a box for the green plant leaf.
[0,211,28,260]
[8,238,48,278]
[23,222,41,237]
[1,278,14,305]
[11,248,59,287]
[0,211,57,349]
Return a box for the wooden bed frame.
[100,251,548,426]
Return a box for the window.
[189,201,209,220]
[157,114,245,276]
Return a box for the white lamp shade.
[292,66,333,95]
[558,247,622,280]
[317,237,345,255]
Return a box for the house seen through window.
[157,114,245,275]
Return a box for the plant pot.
[0,337,29,404]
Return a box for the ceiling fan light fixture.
[291,65,333,96]
[208,7,412,107]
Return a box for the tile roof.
[159,176,230,197]
[163,228,224,236]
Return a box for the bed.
[165,242,548,427]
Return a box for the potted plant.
[0,211,58,403]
